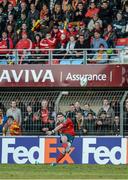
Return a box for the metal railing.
[0,48,127,65]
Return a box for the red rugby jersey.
[58,118,75,136]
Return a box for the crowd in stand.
[1,97,128,136]
[0,0,128,64]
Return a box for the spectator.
[83,103,96,118]
[85,2,99,21]
[33,32,42,49]
[87,13,102,32]
[27,3,39,21]
[66,23,78,40]
[16,32,32,54]
[6,24,15,42]
[37,99,55,135]
[66,103,76,125]
[113,116,120,135]
[0,31,13,64]
[0,5,7,23]
[84,112,96,135]
[22,105,34,133]
[124,100,128,134]
[15,13,30,35]
[63,3,74,23]
[51,24,61,45]
[74,101,84,114]
[52,3,64,24]
[3,115,21,136]
[75,111,87,135]
[6,14,15,28]
[113,11,126,38]
[75,34,90,58]
[97,98,115,122]
[40,33,56,60]
[0,108,7,135]
[98,1,113,28]
[96,110,112,135]
[64,35,76,59]
[91,22,103,37]
[0,0,10,13]
[79,21,90,41]
[88,44,108,64]
[103,24,117,48]
[0,14,6,38]
[74,2,85,22]
[18,1,28,18]
[7,3,17,20]
[6,100,22,125]
[91,30,108,49]
[40,4,50,20]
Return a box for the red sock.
[56,152,65,163]
[62,143,68,148]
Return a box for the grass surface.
[0,164,128,179]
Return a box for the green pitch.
[0,164,128,179]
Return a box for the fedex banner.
[0,137,128,165]
[0,64,127,87]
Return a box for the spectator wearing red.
[0,31,13,54]
[40,4,50,20]
[66,23,78,40]
[79,21,90,41]
[40,33,56,51]
[51,24,61,45]
[85,2,99,19]
[16,23,31,42]
[16,32,32,52]
[38,99,55,134]
[33,32,41,49]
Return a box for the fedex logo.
[82,138,127,165]
[1,138,45,164]
[1,137,76,164]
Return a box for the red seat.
[116,38,128,46]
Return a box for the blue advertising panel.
[0,137,82,164]
[82,137,127,164]
[0,137,127,164]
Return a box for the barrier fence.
[0,48,127,65]
[0,90,128,136]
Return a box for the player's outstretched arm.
[46,123,63,135]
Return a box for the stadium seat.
[116,38,128,49]
[60,59,83,64]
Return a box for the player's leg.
[61,135,71,154]
[56,135,68,164]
